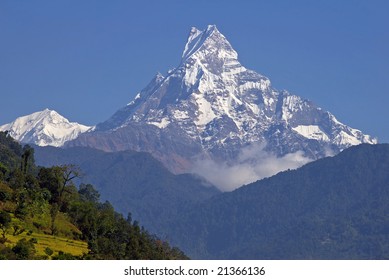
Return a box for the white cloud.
[191,143,311,192]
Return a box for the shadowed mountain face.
[159,144,389,259]
[34,145,220,236]
[67,25,375,178]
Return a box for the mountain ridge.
[162,143,389,259]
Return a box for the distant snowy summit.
[69,24,377,174]
[0,109,92,147]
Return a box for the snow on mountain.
[68,25,377,183]
[292,125,330,142]
[0,109,92,147]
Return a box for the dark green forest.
[0,132,187,260]
[164,144,389,259]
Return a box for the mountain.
[33,145,220,235]
[162,143,389,259]
[67,25,376,180]
[0,109,92,147]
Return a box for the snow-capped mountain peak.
[182,25,232,60]
[70,25,376,175]
[0,109,92,147]
[182,26,203,59]
[181,24,240,73]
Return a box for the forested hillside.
[165,144,389,259]
[0,132,187,259]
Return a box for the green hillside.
[0,132,187,260]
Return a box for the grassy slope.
[2,213,88,258]
[5,232,88,258]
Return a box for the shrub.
[0,211,11,238]
[12,238,36,259]
[0,183,12,202]
[44,247,53,256]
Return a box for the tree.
[21,145,35,175]
[12,238,36,259]
[0,182,12,202]
[39,164,81,203]
[38,164,82,234]
[0,162,8,180]
[78,183,100,203]
[0,211,11,240]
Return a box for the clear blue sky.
[1,0,388,142]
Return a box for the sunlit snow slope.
[0,109,92,147]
